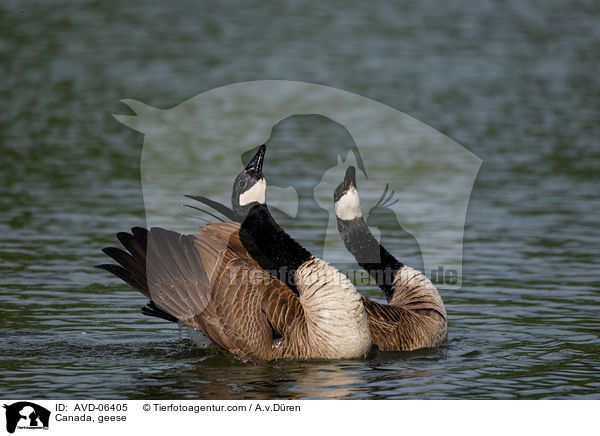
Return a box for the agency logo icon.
[3,402,50,434]
[114,80,481,294]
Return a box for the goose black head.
[232,144,267,220]
[334,165,362,221]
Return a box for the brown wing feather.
[197,222,257,266]
[194,223,311,358]
[101,224,309,361]
[362,297,447,351]
[143,228,260,359]
[134,226,310,361]
[195,223,306,338]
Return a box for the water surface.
[1,0,599,399]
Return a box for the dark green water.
[1,0,599,399]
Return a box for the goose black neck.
[337,217,403,302]
[238,204,312,294]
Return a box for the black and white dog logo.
[3,402,50,434]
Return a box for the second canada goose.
[98,146,372,362]
[334,166,448,351]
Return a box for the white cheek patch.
[335,187,362,220]
[239,178,266,206]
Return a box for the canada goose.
[98,146,371,362]
[333,166,448,350]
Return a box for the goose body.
[98,146,371,362]
[334,166,448,351]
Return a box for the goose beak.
[343,165,357,190]
[333,165,358,204]
[245,144,266,176]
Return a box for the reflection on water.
[129,354,378,400]
[2,0,600,399]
